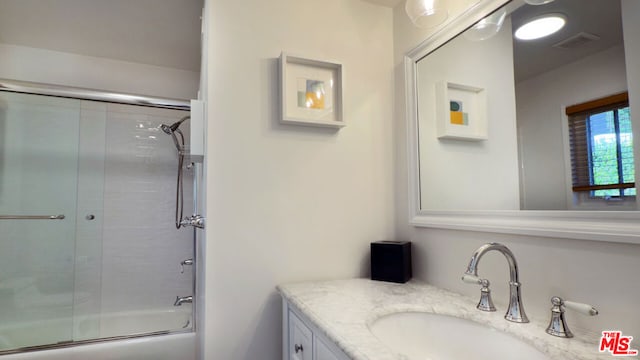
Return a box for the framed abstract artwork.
[435,81,487,140]
[280,52,344,128]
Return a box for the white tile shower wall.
[99,103,194,331]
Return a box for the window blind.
[566,92,632,193]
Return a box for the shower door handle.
[0,214,65,220]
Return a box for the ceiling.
[2,0,612,79]
[0,0,399,73]
[511,0,623,82]
[0,0,204,72]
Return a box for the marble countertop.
[277,278,608,360]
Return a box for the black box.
[370,241,412,283]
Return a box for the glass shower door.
[0,92,81,350]
[0,89,194,354]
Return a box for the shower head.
[161,116,190,135]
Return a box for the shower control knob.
[294,344,303,353]
[180,258,194,273]
[85,214,95,220]
[180,215,205,229]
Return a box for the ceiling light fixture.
[405,0,448,28]
[514,14,566,40]
[463,8,507,41]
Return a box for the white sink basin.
[369,312,551,360]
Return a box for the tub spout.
[174,295,193,306]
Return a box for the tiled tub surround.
[278,279,609,360]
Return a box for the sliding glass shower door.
[0,93,80,349]
[0,90,194,353]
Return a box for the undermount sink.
[369,312,551,360]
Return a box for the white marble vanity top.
[277,278,608,360]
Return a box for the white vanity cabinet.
[282,299,350,360]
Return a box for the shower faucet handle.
[180,214,205,229]
[180,258,194,273]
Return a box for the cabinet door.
[315,336,341,360]
[289,311,313,360]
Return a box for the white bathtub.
[0,309,195,360]
[1,333,196,360]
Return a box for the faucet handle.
[462,274,496,312]
[477,278,496,312]
[462,274,482,284]
[564,300,599,316]
[180,258,194,273]
[546,296,598,338]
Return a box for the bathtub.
[0,308,195,360]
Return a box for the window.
[567,92,635,199]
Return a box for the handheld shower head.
[163,115,191,229]
[161,124,173,135]
[161,115,190,153]
[161,116,190,134]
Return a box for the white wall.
[394,0,640,345]
[203,0,395,358]
[516,45,627,210]
[0,44,199,100]
[417,20,519,210]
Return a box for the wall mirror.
[405,0,640,244]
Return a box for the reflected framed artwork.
[435,81,487,140]
[280,52,344,128]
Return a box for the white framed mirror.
[406,0,640,244]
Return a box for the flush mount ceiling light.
[405,0,448,28]
[514,14,566,40]
[524,0,555,5]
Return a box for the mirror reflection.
[416,0,639,211]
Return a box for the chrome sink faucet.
[462,242,529,323]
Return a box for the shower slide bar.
[0,214,65,220]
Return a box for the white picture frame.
[280,52,344,128]
[436,81,487,141]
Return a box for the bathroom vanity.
[278,279,608,360]
[283,303,349,360]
